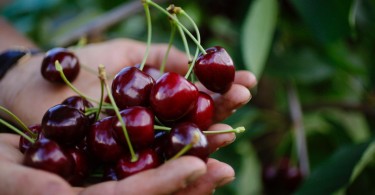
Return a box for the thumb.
[80,156,206,195]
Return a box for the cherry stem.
[139,1,152,71]
[160,20,176,74]
[179,10,201,79]
[154,125,246,134]
[0,119,35,144]
[55,61,110,106]
[174,15,192,62]
[95,78,105,121]
[146,0,206,55]
[0,106,36,137]
[98,65,137,162]
[169,131,200,161]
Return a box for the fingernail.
[217,177,235,187]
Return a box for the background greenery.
[2,0,375,194]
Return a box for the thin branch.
[55,0,166,46]
[287,82,310,177]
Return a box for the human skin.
[0,18,257,195]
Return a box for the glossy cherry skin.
[153,130,169,162]
[165,122,209,162]
[19,124,45,153]
[179,91,214,130]
[88,116,124,162]
[112,106,154,149]
[102,166,119,181]
[23,138,74,180]
[66,147,90,186]
[135,64,162,80]
[41,47,80,83]
[194,46,235,94]
[61,96,96,124]
[42,104,88,145]
[111,66,154,109]
[115,149,160,179]
[150,72,199,122]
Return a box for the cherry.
[66,147,90,186]
[103,95,115,116]
[111,67,154,109]
[262,158,303,194]
[135,64,162,80]
[165,122,209,162]
[194,46,235,94]
[19,124,44,153]
[153,130,169,162]
[42,104,88,145]
[115,149,160,179]
[179,91,214,130]
[41,47,80,83]
[23,138,74,180]
[112,106,154,149]
[61,96,96,124]
[150,72,199,122]
[102,166,119,181]
[88,116,124,162]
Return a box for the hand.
[0,38,257,194]
[0,124,236,195]
[0,38,256,125]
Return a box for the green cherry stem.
[0,119,35,144]
[160,19,176,74]
[0,106,35,137]
[174,15,192,62]
[139,0,153,71]
[55,61,110,106]
[179,10,201,79]
[98,65,137,162]
[169,131,200,161]
[146,0,206,55]
[95,76,105,121]
[154,125,246,134]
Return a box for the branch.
[287,82,310,177]
[55,0,166,46]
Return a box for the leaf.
[241,0,278,79]
[289,0,353,43]
[295,141,371,195]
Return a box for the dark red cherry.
[262,158,303,194]
[112,106,154,149]
[66,148,90,186]
[135,64,162,80]
[150,72,199,122]
[88,116,124,162]
[102,166,118,181]
[153,130,169,162]
[111,66,154,109]
[41,47,80,83]
[61,96,96,124]
[103,95,116,116]
[42,104,88,145]
[115,149,160,179]
[166,122,209,162]
[179,91,214,130]
[23,138,74,179]
[194,46,235,94]
[19,124,44,153]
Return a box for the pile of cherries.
[18,44,237,186]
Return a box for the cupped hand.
[0,124,235,195]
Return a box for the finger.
[80,156,206,195]
[205,124,235,153]
[211,84,251,122]
[0,161,74,195]
[0,134,22,163]
[234,70,257,89]
[176,158,235,195]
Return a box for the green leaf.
[295,141,371,195]
[290,0,353,43]
[241,0,278,79]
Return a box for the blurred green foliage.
[2,0,375,194]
